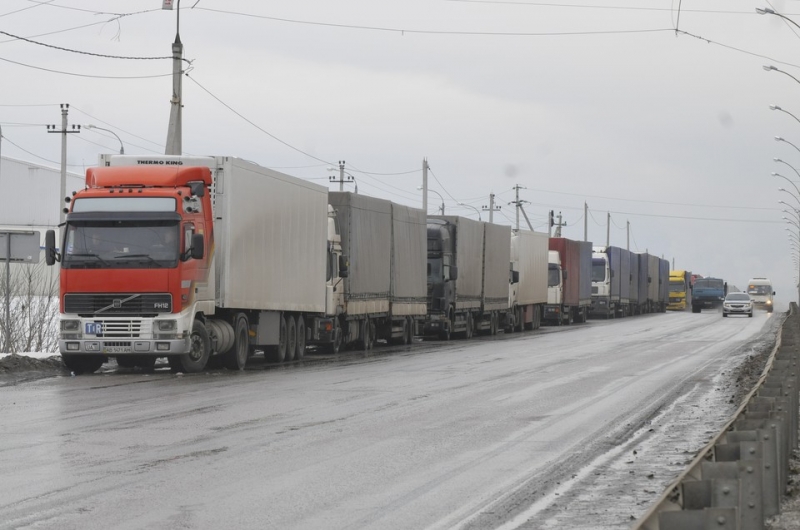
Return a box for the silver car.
[722,292,753,318]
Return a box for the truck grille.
[65,293,172,316]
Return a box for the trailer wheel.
[295,315,306,360]
[265,316,287,363]
[329,318,343,354]
[406,317,414,344]
[283,315,297,361]
[171,319,210,373]
[224,314,250,371]
[465,312,473,339]
[62,354,106,375]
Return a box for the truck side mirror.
[189,233,205,260]
[511,270,520,283]
[450,266,458,281]
[45,229,59,266]
[339,255,349,278]
[563,270,568,280]
[773,291,776,295]
[610,270,615,278]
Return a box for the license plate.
[103,346,131,354]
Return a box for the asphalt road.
[0,309,777,530]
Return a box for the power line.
[0,54,174,79]
[1,133,85,168]
[0,30,181,61]
[524,186,780,212]
[194,7,674,37]
[444,0,775,14]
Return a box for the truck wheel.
[62,354,105,375]
[439,309,453,341]
[295,315,306,360]
[285,315,297,361]
[224,314,249,371]
[330,319,343,354]
[360,318,372,350]
[567,310,574,325]
[265,316,287,363]
[406,317,414,344]
[173,320,210,373]
[465,313,473,339]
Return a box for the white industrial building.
[0,156,84,293]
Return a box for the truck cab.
[424,219,457,339]
[590,247,612,318]
[46,164,212,374]
[545,250,565,321]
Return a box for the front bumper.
[722,304,753,315]
[60,337,190,355]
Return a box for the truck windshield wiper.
[68,253,110,267]
[113,254,164,268]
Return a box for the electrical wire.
[0,54,174,79]
[445,0,762,14]
[1,134,85,168]
[0,30,181,61]
[193,6,674,37]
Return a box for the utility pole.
[46,104,79,224]
[554,212,566,237]
[626,220,630,251]
[584,202,588,242]
[482,193,501,223]
[422,158,428,214]
[165,0,183,155]
[509,184,528,231]
[606,212,610,247]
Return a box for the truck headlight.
[61,320,80,332]
[156,320,177,331]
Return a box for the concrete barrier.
[632,305,798,530]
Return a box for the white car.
[722,292,754,318]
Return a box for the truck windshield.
[695,279,723,290]
[427,259,442,282]
[591,258,606,282]
[547,264,560,287]
[62,221,180,269]
[669,282,684,292]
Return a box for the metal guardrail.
[632,304,798,530]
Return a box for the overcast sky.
[1,0,800,303]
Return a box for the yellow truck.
[667,270,692,311]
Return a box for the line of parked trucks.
[44,155,678,374]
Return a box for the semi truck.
[44,155,427,374]
[424,216,512,339]
[667,270,692,311]
[691,277,728,313]
[658,258,670,312]
[590,245,631,318]
[508,229,548,331]
[746,277,775,312]
[544,237,592,325]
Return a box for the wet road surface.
[0,310,777,529]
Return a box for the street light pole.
[83,124,124,154]
[458,202,482,221]
[418,187,444,215]
[773,173,800,197]
[770,105,800,127]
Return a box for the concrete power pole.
[555,212,565,237]
[165,0,183,155]
[626,220,630,251]
[422,158,428,214]
[584,202,588,242]
[482,193,501,223]
[46,104,79,224]
[606,212,610,247]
